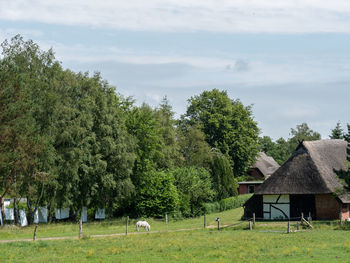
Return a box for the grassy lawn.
[1,208,349,262]
[0,208,244,240]
[1,227,350,262]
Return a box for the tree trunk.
[27,198,34,225]
[70,207,77,222]
[48,202,53,223]
[0,196,5,226]
[14,198,19,225]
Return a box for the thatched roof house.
[238,152,280,194]
[244,139,350,220]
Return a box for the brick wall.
[238,184,261,195]
[315,194,342,220]
[340,203,350,221]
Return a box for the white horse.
[136,220,151,231]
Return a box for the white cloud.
[2,0,350,33]
[279,106,320,119]
[0,28,43,43]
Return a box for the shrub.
[203,194,252,214]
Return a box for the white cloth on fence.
[38,206,47,223]
[34,209,39,224]
[81,207,88,222]
[34,206,48,223]
[55,207,69,219]
[95,208,105,219]
[5,208,14,220]
[19,209,28,226]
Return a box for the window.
[248,185,255,193]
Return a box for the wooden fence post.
[33,225,38,241]
[253,213,255,225]
[301,212,304,223]
[287,221,290,233]
[166,214,168,232]
[249,220,252,231]
[79,218,82,238]
[217,219,220,230]
[339,211,343,226]
[204,214,206,228]
[126,216,129,235]
[296,222,299,231]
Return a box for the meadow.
[0,208,349,262]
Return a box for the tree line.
[0,35,348,224]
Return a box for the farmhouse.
[238,152,280,195]
[244,139,350,220]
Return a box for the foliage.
[288,123,321,152]
[258,123,321,165]
[335,125,350,192]
[135,170,179,218]
[329,122,344,139]
[181,89,260,177]
[258,136,290,165]
[0,36,136,223]
[203,194,252,214]
[0,35,58,223]
[177,124,213,169]
[154,97,181,169]
[171,167,214,217]
[210,149,237,200]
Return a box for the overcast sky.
[0,0,349,139]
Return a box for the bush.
[171,166,214,217]
[203,194,252,214]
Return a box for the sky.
[0,0,349,140]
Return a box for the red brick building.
[244,139,350,220]
[238,152,279,195]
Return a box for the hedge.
[203,194,253,214]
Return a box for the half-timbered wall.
[263,195,290,219]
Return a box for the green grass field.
[0,208,349,262]
[0,208,243,241]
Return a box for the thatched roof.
[255,139,349,202]
[253,152,280,177]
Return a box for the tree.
[126,103,163,183]
[273,138,291,165]
[177,124,213,169]
[344,124,350,142]
[154,97,181,169]
[135,170,179,217]
[210,149,238,200]
[288,123,321,152]
[258,136,275,154]
[258,136,291,165]
[330,122,344,139]
[172,167,214,217]
[53,71,136,220]
[335,125,350,192]
[0,35,58,223]
[182,89,259,177]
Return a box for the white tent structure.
[55,208,69,220]
[81,207,88,222]
[19,209,28,227]
[34,207,48,223]
[95,208,105,219]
